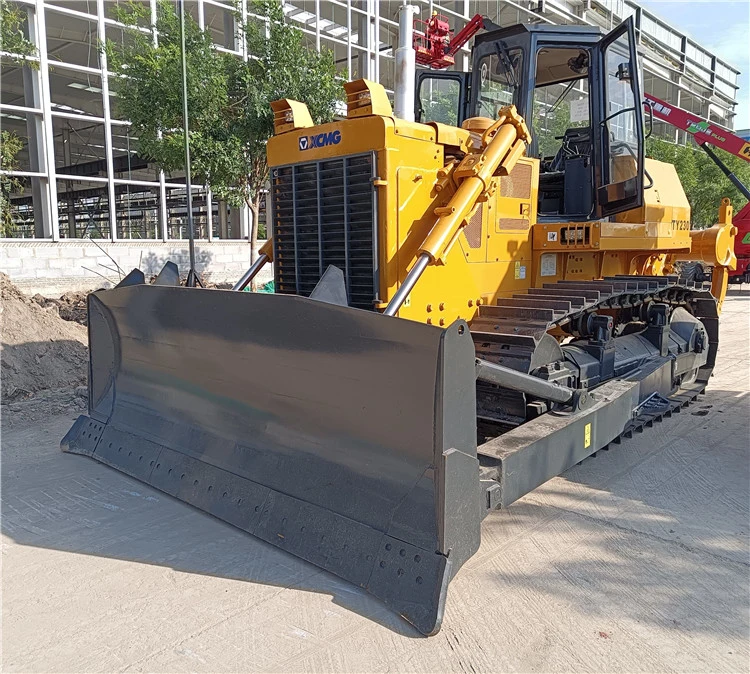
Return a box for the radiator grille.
[272,154,377,310]
[500,162,532,199]
[496,218,530,230]
[464,205,483,248]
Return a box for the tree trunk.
[249,196,260,290]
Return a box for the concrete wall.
[0,240,273,295]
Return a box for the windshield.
[477,47,522,118]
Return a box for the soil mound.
[32,291,88,326]
[1,273,88,402]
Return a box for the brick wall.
[0,240,273,295]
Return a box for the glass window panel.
[48,67,104,117]
[56,178,111,240]
[603,33,639,185]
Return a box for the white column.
[206,188,213,241]
[458,0,470,72]
[394,4,419,121]
[158,173,169,241]
[315,0,321,51]
[346,0,352,77]
[240,0,248,62]
[240,205,251,240]
[373,0,380,82]
[34,0,59,240]
[96,0,118,241]
[23,5,49,237]
[150,0,169,241]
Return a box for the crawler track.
[469,275,720,433]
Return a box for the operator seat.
[539,126,593,218]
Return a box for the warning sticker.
[547,231,558,242]
[540,253,557,277]
[584,422,592,449]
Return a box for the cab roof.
[474,22,603,48]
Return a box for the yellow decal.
[584,423,591,449]
[514,261,521,280]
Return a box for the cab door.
[415,71,470,126]
[592,17,644,217]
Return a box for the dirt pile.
[1,273,89,403]
[32,291,89,326]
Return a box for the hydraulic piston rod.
[384,254,430,316]
[233,254,269,291]
[475,357,575,404]
[232,239,274,291]
[385,107,530,316]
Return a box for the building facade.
[0,0,741,244]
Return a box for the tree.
[1,1,37,235]
[0,0,37,62]
[106,0,343,260]
[0,130,24,236]
[646,136,750,228]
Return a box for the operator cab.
[415,19,644,221]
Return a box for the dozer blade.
[61,285,481,635]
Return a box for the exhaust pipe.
[394,3,419,122]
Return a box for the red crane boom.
[644,93,750,282]
[413,13,485,69]
[644,93,750,162]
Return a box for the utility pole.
[178,0,200,286]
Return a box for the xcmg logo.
[299,130,341,151]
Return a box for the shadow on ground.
[1,411,422,638]
[3,390,748,643]
[472,383,749,644]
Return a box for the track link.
[469,274,719,434]
[470,274,713,345]
[582,382,706,463]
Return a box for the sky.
[638,0,750,129]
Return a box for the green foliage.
[105,0,344,251]
[419,85,461,126]
[0,130,23,236]
[0,0,37,64]
[646,136,750,228]
[533,103,572,159]
[106,1,231,187]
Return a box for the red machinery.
[644,93,750,162]
[413,12,485,69]
[645,93,750,283]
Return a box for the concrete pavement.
[2,290,748,673]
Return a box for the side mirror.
[616,62,632,82]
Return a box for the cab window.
[418,77,462,126]
[477,48,522,118]
[532,48,590,162]
[602,33,640,187]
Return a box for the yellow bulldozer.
[62,18,736,635]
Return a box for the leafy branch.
[0,0,38,66]
[1,130,24,236]
[105,0,344,260]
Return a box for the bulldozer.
[62,18,736,636]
